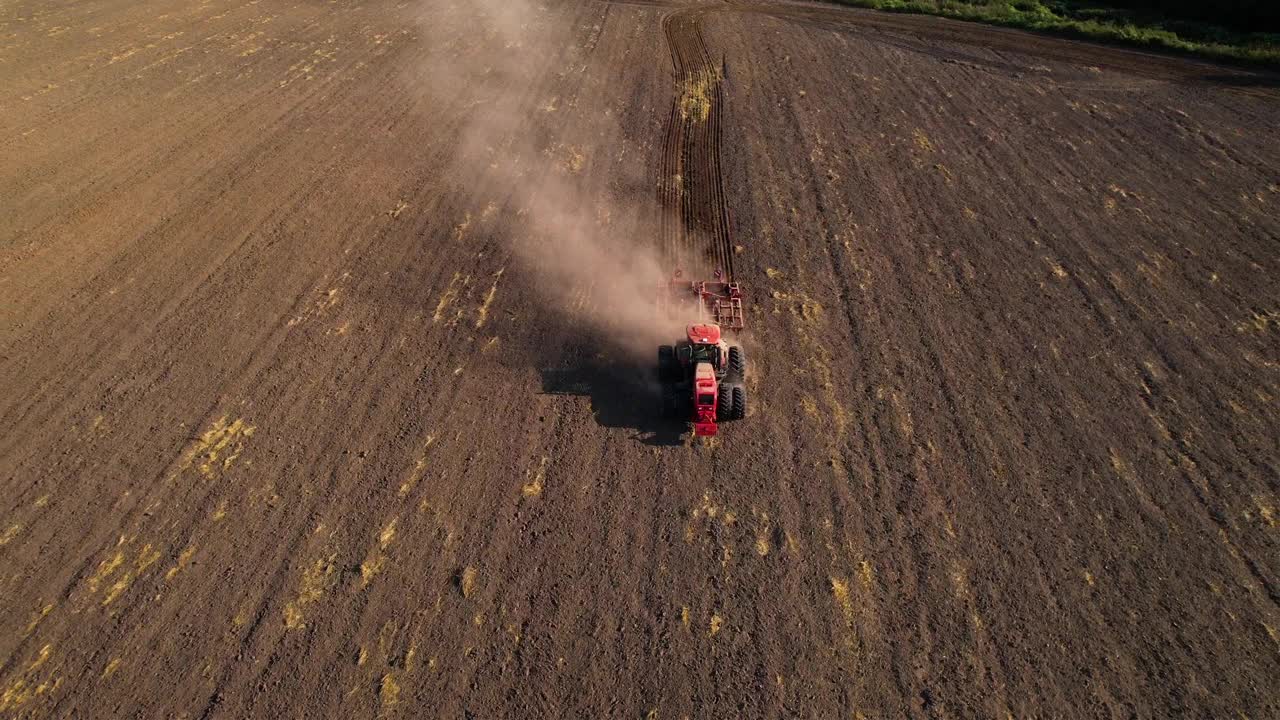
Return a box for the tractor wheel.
[717,383,732,422]
[731,385,746,420]
[658,345,675,382]
[662,386,678,418]
[728,345,746,380]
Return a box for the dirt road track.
[2,0,1279,717]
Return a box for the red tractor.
[657,270,747,437]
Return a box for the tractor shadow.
[539,362,686,447]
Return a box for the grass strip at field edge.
[829,0,1280,66]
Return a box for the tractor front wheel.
[731,384,746,420]
[728,345,746,380]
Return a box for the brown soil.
[2,0,1278,717]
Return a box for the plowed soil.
[2,0,1278,717]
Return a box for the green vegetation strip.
[831,0,1280,65]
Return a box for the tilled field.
[2,0,1278,717]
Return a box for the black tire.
[717,383,732,422]
[728,345,746,380]
[662,385,682,419]
[658,345,675,382]
[731,384,746,420]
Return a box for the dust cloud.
[410,0,685,357]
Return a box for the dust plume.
[409,0,684,357]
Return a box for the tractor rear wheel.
[658,345,676,382]
[731,385,746,420]
[717,383,732,422]
[662,385,681,418]
[728,345,746,380]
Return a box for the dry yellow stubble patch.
[283,553,337,629]
[179,416,255,480]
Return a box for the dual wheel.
[717,382,746,422]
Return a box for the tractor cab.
[677,323,727,376]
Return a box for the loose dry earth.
[2,0,1278,717]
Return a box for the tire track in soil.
[657,6,736,279]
